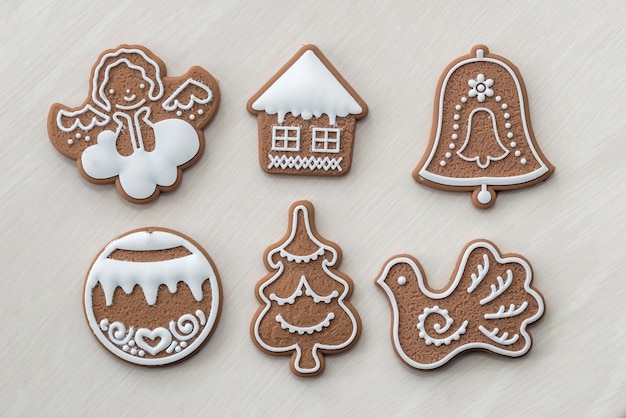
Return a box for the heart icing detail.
[135,327,172,356]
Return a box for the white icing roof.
[251,48,365,125]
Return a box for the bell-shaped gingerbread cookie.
[414,45,554,208]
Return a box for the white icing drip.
[416,306,468,346]
[467,253,489,293]
[278,247,324,264]
[162,78,214,111]
[269,275,339,305]
[251,49,363,125]
[275,312,335,335]
[479,326,519,345]
[56,104,110,133]
[479,269,513,305]
[484,301,529,319]
[86,230,216,306]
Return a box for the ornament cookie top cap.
[48,44,221,204]
[414,45,554,209]
[248,45,368,176]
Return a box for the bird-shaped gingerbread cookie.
[48,44,220,203]
[376,240,544,370]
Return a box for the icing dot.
[67,139,74,145]
[477,189,492,204]
[397,276,407,286]
[99,319,109,331]
[515,150,521,157]
[505,122,512,129]
[128,340,135,347]
[455,104,461,111]
[130,348,138,355]
[520,158,527,165]
[507,132,514,139]
[109,89,114,94]
[495,96,502,102]
[440,160,446,167]
[454,114,460,121]
[453,124,459,130]
[122,345,129,352]
[139,350,145,357]
[175,346,182,353]
[445,152,452,158]
[461,96,467,103]
[449,143,456,150]
[504,113,510,119]
[75,133,81,139]
[139,83,145,89]
[510,141,517,148]
[197,109,204,115]
[180,341,188,348]
[451,133,458,140]
[501,103,508,110]
[190,114,196,120]
[176,110,182,117]
[85,136,91,142]
[125,89,130,94]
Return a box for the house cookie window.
[312,128,340,153]
[272,126,301,151]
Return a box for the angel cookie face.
[413,45,554,208]
[84,228,222,366]
[376,240,544,370]
[48,45,220,203]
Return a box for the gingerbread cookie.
[48,45,220,203]
[84,228,222,366]
[247,45,368,176]
[413,45,554,208]
[376,240,544,370]
[251,201,361,376]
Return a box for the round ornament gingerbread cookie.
[83,227,222,366]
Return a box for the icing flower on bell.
[468,73,494,102]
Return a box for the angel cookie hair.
[251,201,361,377]
[48,44,220,204]
[414,45,554,208]
[376,240,544,370]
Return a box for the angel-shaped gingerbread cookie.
[48,45,220,203]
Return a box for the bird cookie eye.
[397,276,407,286]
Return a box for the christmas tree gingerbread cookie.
[251,201,361,376]
[414,45,554,208]
[84,228,222,366]
[376,240,545,370]
[48,45,220,204]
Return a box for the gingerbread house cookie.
[247,45,368,176]
[414,45,554,208]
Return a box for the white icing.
[502,103,508,110]
[445,152,451,158]
[397,276,407,286]
[269,275,339,305]
[418,48,552,189]
[80,114,200,200]
[85,230,216,306]
[449,143,455,149]
[467,253,489,293]
[276,312,335,335]
[456,107,510,169]
[451,134,458,140]
[251,49,363,125]
[162,78,214,111]
[507,132,514,139]
[468,73,494,102]
[416,306,468,346]
[439,161,446,167]
[520,158,527,165]
[484,302,528,319]
[504,112,510,119]
[515,150,521,157]
[67,139,74,145]
[135,328,171,355]
[375,240,544,370]
[479,326,519,345]
[267,154,343,172]
[477,185,492,204]
[56,105,110,133]
[479,270,513,305]
[252,203,359,375]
